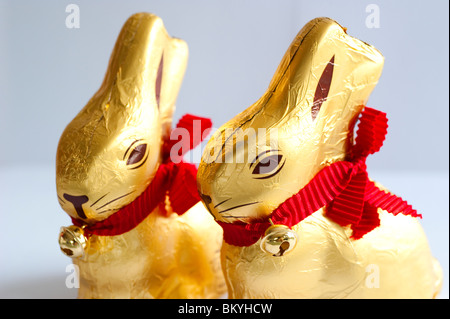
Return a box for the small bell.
[58,225,87,258]
[260,222,298,257]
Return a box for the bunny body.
[198,17,442,298]
[221,209,442,298]
[75,202,224,299]
[56,13,225,299]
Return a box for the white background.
[0,0,448,298]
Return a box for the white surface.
[0,165,448,299]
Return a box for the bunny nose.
[199,193,214,216]
[199,193,212,206]
[63,193,89,219]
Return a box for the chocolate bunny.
[197,17,442,298]
[56,13,225,299]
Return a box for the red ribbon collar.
[71,114,212,238]
[217,107,420,247]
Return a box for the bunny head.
[56,13,188,224]
[198,17,384,223]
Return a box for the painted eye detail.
[123,140,148,169]
[127,144,147,166]
[252,155,282,174]
[250,151,285,179]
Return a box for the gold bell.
[260,222,298,257]
[58,225,87,258]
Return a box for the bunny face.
[198,18,384,223]
[56,98,161,222]
[56,13,188,223]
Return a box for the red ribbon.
[71,114,212,238]
[217,107,420,246]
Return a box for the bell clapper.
[260,219,298,257]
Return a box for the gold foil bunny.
[197,17,442,298]
[56,13,225,299]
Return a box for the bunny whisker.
[97,208,117,214]
[96,191,135,210]
[221,215,250,219]
[218,202,260,214]
[91,193,109,207]
[214,198,231,208]
[57,196,66,204]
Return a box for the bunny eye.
[250,151,285,179]
[252,155,282,175]
[124,140,148,169]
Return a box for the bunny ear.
[91,13,188,142]
[155,55,164,109]
[158,38,188,141]
[311,55,335,121]
[99,13,170,111]
[236,17,383,133]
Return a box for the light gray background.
[0,0,448,298]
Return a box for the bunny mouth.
[217,201,261,215]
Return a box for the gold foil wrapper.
[74,202,225,299]
[197,17,442,298]
[56,13,225,298]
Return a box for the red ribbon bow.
[217,107,420,246]
[71,114,212,238]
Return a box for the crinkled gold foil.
[56,13,225,299]
[197,17,442,298]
